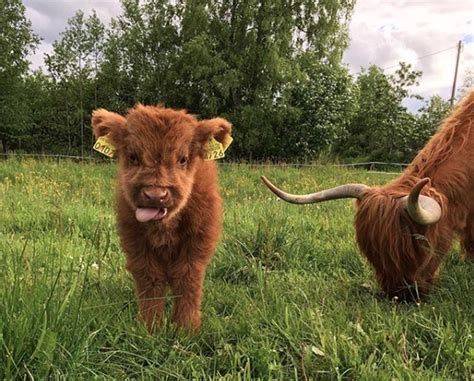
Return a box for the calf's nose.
[142,187,169,202]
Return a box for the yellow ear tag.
[204,135,233,160]
[222,135,233,151]
[93,135,116,158]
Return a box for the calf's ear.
[195,117,232,148]
[91,109,127,147]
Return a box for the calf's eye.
[128,153,139,166]
[178,156,188,166]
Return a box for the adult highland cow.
[262,92,474,300]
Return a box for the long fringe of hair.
[355,91,474,298]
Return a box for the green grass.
[1,158,473,380]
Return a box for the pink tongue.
[135,208,167,222]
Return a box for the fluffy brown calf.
[92,105,231,331]
[262,92,474,300]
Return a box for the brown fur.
[355,91,474,300]
[91,105,232,332]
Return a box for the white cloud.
[29,42,52,71]
[25,0,122,69]
[343,0,474,109]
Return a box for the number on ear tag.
[93,135,116,158]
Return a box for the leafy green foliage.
[0,0,464,163]
[280,54,359,158]
[14,0,359,159]
[44,10,107,155]
[457,68,474,101]
[0,0,39,152]
[409,95,451,157]
[337,64,425,162]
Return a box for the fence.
[0,152,408,173]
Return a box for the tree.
[204,0,357,158]
[45,10,106,155]
[0,0,40,153]
[408,95,450,158]
[96,0,356,160]
[95,22,129,113]
[457,68,474,101]
[102,0,179,106]
[21,71,56,152]
[9,0,359,159]
[337,63,422,162]
[276,53,358,159]
[293,0,356,63]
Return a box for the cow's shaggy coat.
[92,105,231,331]
[356,92,474,298]
[262,92,474,300]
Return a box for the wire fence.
[0,152,93,161]
[0,152,408,173]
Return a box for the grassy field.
[0,158,472,380]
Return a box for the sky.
[25,0,474,111]
[343,0,474,110]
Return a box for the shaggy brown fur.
[355,91,474,299]
[92,105,231,332]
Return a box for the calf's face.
[92,105,231,223]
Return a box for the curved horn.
[401,178,442,225]
[261,176,368,204]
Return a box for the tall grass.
[1,159,472,379]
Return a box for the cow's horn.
[401,178,442,225]
[261,176,368,204]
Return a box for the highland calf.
[92,105,232,331]
[262,91,474,300]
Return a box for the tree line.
[1,0,469,162]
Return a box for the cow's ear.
[91,109,127,147]
[194,117,232,148]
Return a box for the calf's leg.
[169,259,207,332]
[129,264,167,333]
